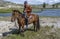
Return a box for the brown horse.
[11,10,40,32]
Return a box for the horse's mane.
[13,10,22,14]
[12,10,25,18]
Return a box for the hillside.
[0,0,23,7]
[53,2,60,5]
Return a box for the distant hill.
[0,0,23,7]
[53,2,60,5]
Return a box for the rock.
[0,33,3,37]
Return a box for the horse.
[11,10,40,33]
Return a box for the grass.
[0,8,41,13]
[2,26,60,39]
[0,9,12,13]
[0,8,23,13]
[0,8,60,13]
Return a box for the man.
[23,1,32,17]
[23,1,28,29]
[23,1,32,29]
[23,1,28,13]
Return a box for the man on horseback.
[11,2,40,32]
[23,1,32,29]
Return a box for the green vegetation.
[0,0,60,13]
[43,2,46,8]
[2,26,60,39]
[0,8,60,13]
[0,8,23,13]
[0,9,12,13]
[0,8,41,13]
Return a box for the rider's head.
[24,1,27,4]
[24,1,28,8]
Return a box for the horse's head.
[11,10,22,22]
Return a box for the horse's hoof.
[21,30,24,32]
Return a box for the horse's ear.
[18,11,22,14]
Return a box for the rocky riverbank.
[0,16,60,39]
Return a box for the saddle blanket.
[29,15,32,19]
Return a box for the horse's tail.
[37,16,40,30]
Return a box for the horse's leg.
[35,18,40,32]
[37,17,40,30]
[33,22,37,32]
[18,25,21,33]
[34,16,40,31]
[21,25,25,32]
[33,22,36,32]
[19,24,25,37]
[35,22,38,32]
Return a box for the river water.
[0,9,60,16]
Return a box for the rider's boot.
[26,16,28,29]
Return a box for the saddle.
[22,13,32,25]
[22,13,32,19]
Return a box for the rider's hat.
[24,1,27,4]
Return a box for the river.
[0,9,60,16]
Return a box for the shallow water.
[0,9,60,16]
[34,9,60,16]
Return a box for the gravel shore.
[0,16,60,38]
